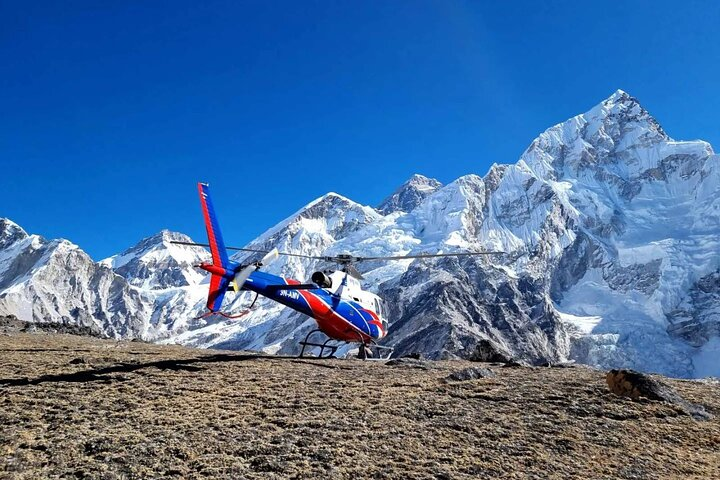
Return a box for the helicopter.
[173,183,498,359]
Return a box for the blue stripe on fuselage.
[243,270,381,339]
[243,270,313,317]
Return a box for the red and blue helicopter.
[174,183,496,358]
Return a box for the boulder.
[402,352,423,360]
[385,357,434,370]
[606,369,713,421]
[444,367,496,382]
[467,339,514,363]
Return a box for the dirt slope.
[1,333,718,479]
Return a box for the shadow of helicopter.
[0,352,354,387]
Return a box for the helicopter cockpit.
[310,269,388,328]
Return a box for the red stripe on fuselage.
[281,276,372,342]
[295,288,372,342]
[198,184,222,266]
[362,309,384,336]
[362,308,379,322]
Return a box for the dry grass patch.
[1,333,719,479]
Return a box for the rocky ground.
[0,316,103,338]
[0,331,718,479]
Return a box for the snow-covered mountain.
[377,174,443,215]
[100,230,206,289]
[0,219,152,338]
[2,90,718,378]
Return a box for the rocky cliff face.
[0,219,151,338]
[1,90,718,377]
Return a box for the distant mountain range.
[2,90,718,378]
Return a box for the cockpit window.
[374,298,382,316]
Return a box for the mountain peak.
[592,89,664,135]
[244,191,380,254]
[604,88,630,104]
[452,173,484,186]
[299,191,374,219]
[114,230,197,258]
[148,229,193,246]
[378,174,443,215]
[520,89,669,181]
[296,191,358,214]
[0,218,29,249]
[2,93,716,378]
[312,191,350,205]
[407,173,437,184]
[101,230,207,289]
[0,218,28,236]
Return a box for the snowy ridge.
[1,90,719,377]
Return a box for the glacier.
[1,90,718,378]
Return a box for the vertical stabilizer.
[198,182,229,268]
[207,274,230,312]
[197,182,230,312]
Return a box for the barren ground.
[1,332,719,479]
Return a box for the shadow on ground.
[0,353,345,387]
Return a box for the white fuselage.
[323,270,387,324]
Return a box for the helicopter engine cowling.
[311,271,333,288]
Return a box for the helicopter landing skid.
[357,341,394,360]
[352,330,394,361]
[370,344,394,360]
[298,329,340,359]
[298,330,394,360]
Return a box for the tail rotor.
[231,248,279,292]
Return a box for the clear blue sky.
[2,1,718,259]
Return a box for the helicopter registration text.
[279,290,301,300]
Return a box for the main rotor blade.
[170,241,323,260]
[355,251,505,262]
[266,284,320,292]
[172,241,504,264]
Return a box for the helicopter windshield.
[374,297,388,322]
[380,299,389,328]
[373,298,382,317]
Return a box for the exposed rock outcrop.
[606,369,713,420]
